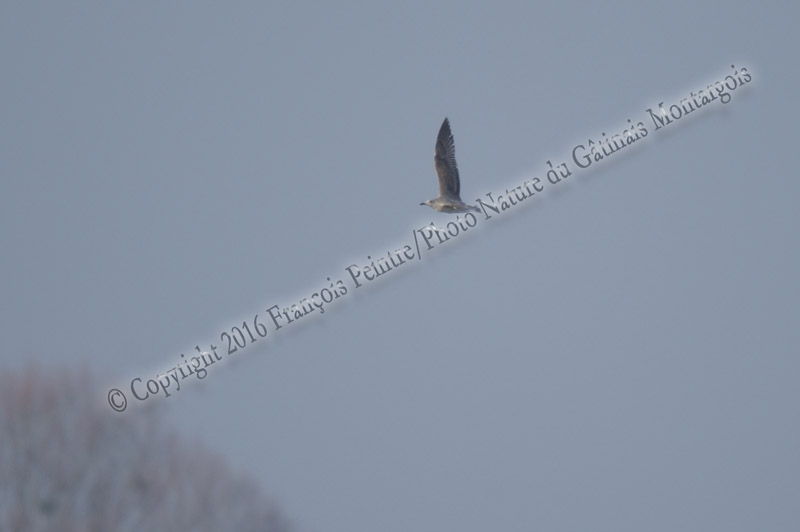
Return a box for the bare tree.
[0,366,291,532]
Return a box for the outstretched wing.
[434,117,461,199]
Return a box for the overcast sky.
[2,2,799,532]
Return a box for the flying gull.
[420,118,480,213]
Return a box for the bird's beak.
[419,202,425,206]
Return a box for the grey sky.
[2,2,798,531]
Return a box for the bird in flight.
[420,118,480,213]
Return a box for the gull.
[420,118,480,213]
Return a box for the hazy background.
[2,2,798,531]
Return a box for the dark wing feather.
[434,117,461,199]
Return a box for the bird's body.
[420,118,480,213]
